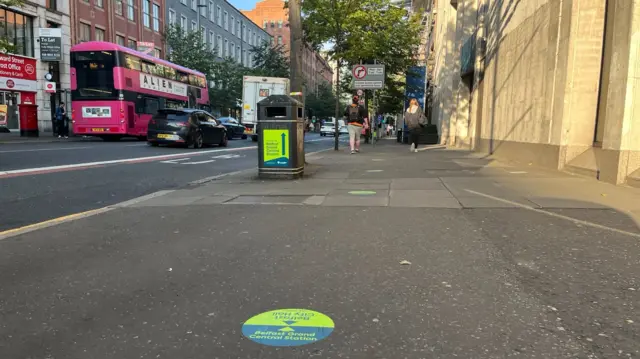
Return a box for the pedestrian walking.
[55,102,68,138]
[344,96,368,154]
[404,98,426,152]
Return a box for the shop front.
[0,53,37,131]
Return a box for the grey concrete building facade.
[165,0,271,68]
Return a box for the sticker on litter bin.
[263,129,290,167]
[242,309,335,347]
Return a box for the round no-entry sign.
[353,65,367,79]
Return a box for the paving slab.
[389,190,461,208]
[527,197,609,209]
[321,195,389,207]
[129,196,205,207]
[225,195,311,205]
[391,178,446,190]
[192,195,236,205]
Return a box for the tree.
[301,0,423,149]
[248,42,290,78]
[163,24,218,77]
[209,57,246,116]
[305,83,336,119]
[0,0,24,53]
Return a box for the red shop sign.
[0,54,37,81]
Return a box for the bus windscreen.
[72,51,117,99]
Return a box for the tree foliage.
[0,0,24,53]
[305,83,337,119]
[248,42,290,78]
[302,0,423,121]
[163,24,218,77]
[209,57,246,116]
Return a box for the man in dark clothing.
[55,103,68,138]
[343,96,368,154]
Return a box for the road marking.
[465,189,640,239]
[0,146,256,178]
[0,207,114,240]
[160,158,191,164]
[183,160,215,165]
[0,146,93,153]
[110,190,175,208]
[212,154,244,159]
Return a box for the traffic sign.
[351,64,385,89]
[356,89,363,96]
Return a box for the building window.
[277,35,282,45]
[115,0,123,15]
[128,38,137,49]
[201,26,206,41]
[127,0,134,20]
[252,31,255,46]
[116,35,125,45]
[191,0,196,11]
[270,21,274,28]
[224,38,228,57]
[230,42,234,58]
[154,48,161,58]
[237,46,240,63]
[237,21,241,38]
[95,27,105,41]
[216,6,221,25]
[95,0,103,7]
[199,1,206,16]
[153,3,160,31]
[209,1,214,21]
[180,0,186,5]
[262,20,267,29]
[191,20,196,31]
[46,0,57,10]
[79,22,91,42]
[209,31,214,49]
[169,9,176,25]
[278,20,282,28]
[230,16,235,35]
[217,35,222,57]
[143,0,150,28]
[223,11,228,30]
[180,15,187,30]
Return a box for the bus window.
[141,62,154,74]
[125,55,141,71]
[165,66,176,81]
[71,51,117,99]
[144,97,160,115]
[177,71,189,84]
[195,88,202,99]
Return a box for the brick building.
[427,0,640,187]
[70,0,165,58]
[241,0,333,93]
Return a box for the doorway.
[0,91,21,129]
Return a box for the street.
[1,138,640,358]
[0,133,345,231]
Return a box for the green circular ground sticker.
[348,190,377,195]
[242,309,335,347]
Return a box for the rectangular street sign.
[39,28,62,62]
[351,64,385,89]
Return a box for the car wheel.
[227,131,234,140]
[251,135,258,142]
[241,134,247,140]
[147,141,159,147]
[137,136,147,141]
[188,131,203,149]
[220,133,228,147]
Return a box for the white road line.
[183,160,216,165]
[160,158,191,163]
[0,146,256,177]
[464,189,640,239]
[0,146,94,153]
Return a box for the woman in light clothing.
[404,98,426,152]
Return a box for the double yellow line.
[0,207,113,240]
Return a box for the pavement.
[1,138,640,358]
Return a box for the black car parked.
[147,108,228,148]
[218,117,247,140]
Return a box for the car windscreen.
[71,51,118,100]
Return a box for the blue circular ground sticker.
[242,308,335,347]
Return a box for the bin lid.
[257,95,303,107]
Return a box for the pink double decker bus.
[70,41,209,141]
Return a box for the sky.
[228,0,259,11]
